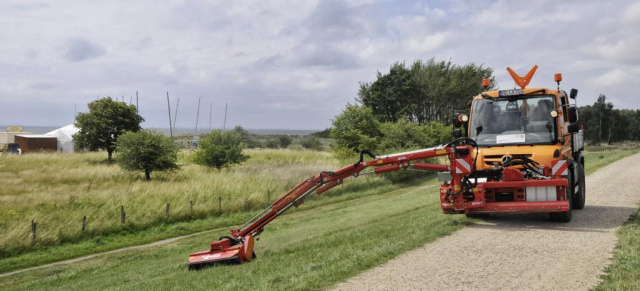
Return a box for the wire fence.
[26,191,275,246]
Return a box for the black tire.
[465,213,490,219]
[550,169,573,222]
[572,163,586,210]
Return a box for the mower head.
[187,235,255,270]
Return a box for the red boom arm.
[187,144,474,269]
[231,145,472,239]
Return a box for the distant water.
[0,126,60,134]
[149,128,320,136]
[1,125,321,136]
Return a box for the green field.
[0,149,394,255]
[0,148,636,290]
[0,148,423,272]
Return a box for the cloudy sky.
[1,0,638,130]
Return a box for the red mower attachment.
[188,235,255,270]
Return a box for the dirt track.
[333,153,640,291]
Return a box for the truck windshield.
[469,95,557,146]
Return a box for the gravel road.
[333,153,640,291]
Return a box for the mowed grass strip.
[596,209,640,290]
[0,179,424,273]
[0,181,470,291]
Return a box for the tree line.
[331,59,493,158]
[357,58,495,124]
[579,94,640,144]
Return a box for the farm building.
[14,135,57,153]
[45,125,80,153]
[0,131,33,145]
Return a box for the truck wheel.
[572,163,586,210]
[465,213,490,219]
[550,170,573,222]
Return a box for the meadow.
[0,149,392,256]
[0,149,635,290]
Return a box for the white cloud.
[623,1,640,23]
[1,0,640,128]
[592,69,632,88]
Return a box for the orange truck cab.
[448,66,585,222]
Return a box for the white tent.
[45,125,80,153]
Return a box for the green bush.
[300,136,323,151]
[234,126,261,148]
[330,104,382,159]
[116,130,178,180]
[278,135,292,148]
[193,130,249,169]
[265,139,280,149]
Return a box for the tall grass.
[0,149,388,256]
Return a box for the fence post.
[190,200,193,213]
[267,190,271,204]
[121,205,126,224]
[82,216,87,232]
[219,196,222,213]
[31,220,36,244]
[166,203,170,216]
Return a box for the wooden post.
[82,216,87,232]
[267,190,271,204]
[31,220,36,244]
[218,196,222,212]
[190,200,193,213]
[121,205,126,224]
[166,203,170,216]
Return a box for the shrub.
[265,139,280,149]
[278,135,292,148]
[330,104,382,158]
[116,130,178,180]
[193,130,249,169]
[300,136,323,150]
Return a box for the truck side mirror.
[453,128,462,138]
[568,123,580,134]
[567,106,578,123]
[570,88,578,99]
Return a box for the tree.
[358,58,495,124]
[330,104,382,154]
[193,130,249,169]
[278,135,292,148]
[74,98,144,161]
[116,130,178,180]
[234,125,261,148]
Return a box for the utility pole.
[167,92,173,138]
[223,102,228,130]
[173,98,180,130]
[209,102,213,131]
[136,91,139,112]
[195,97,201,135]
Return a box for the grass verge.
[0,180,470,291]
[595,209,640,290]
[0,177,426,273]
